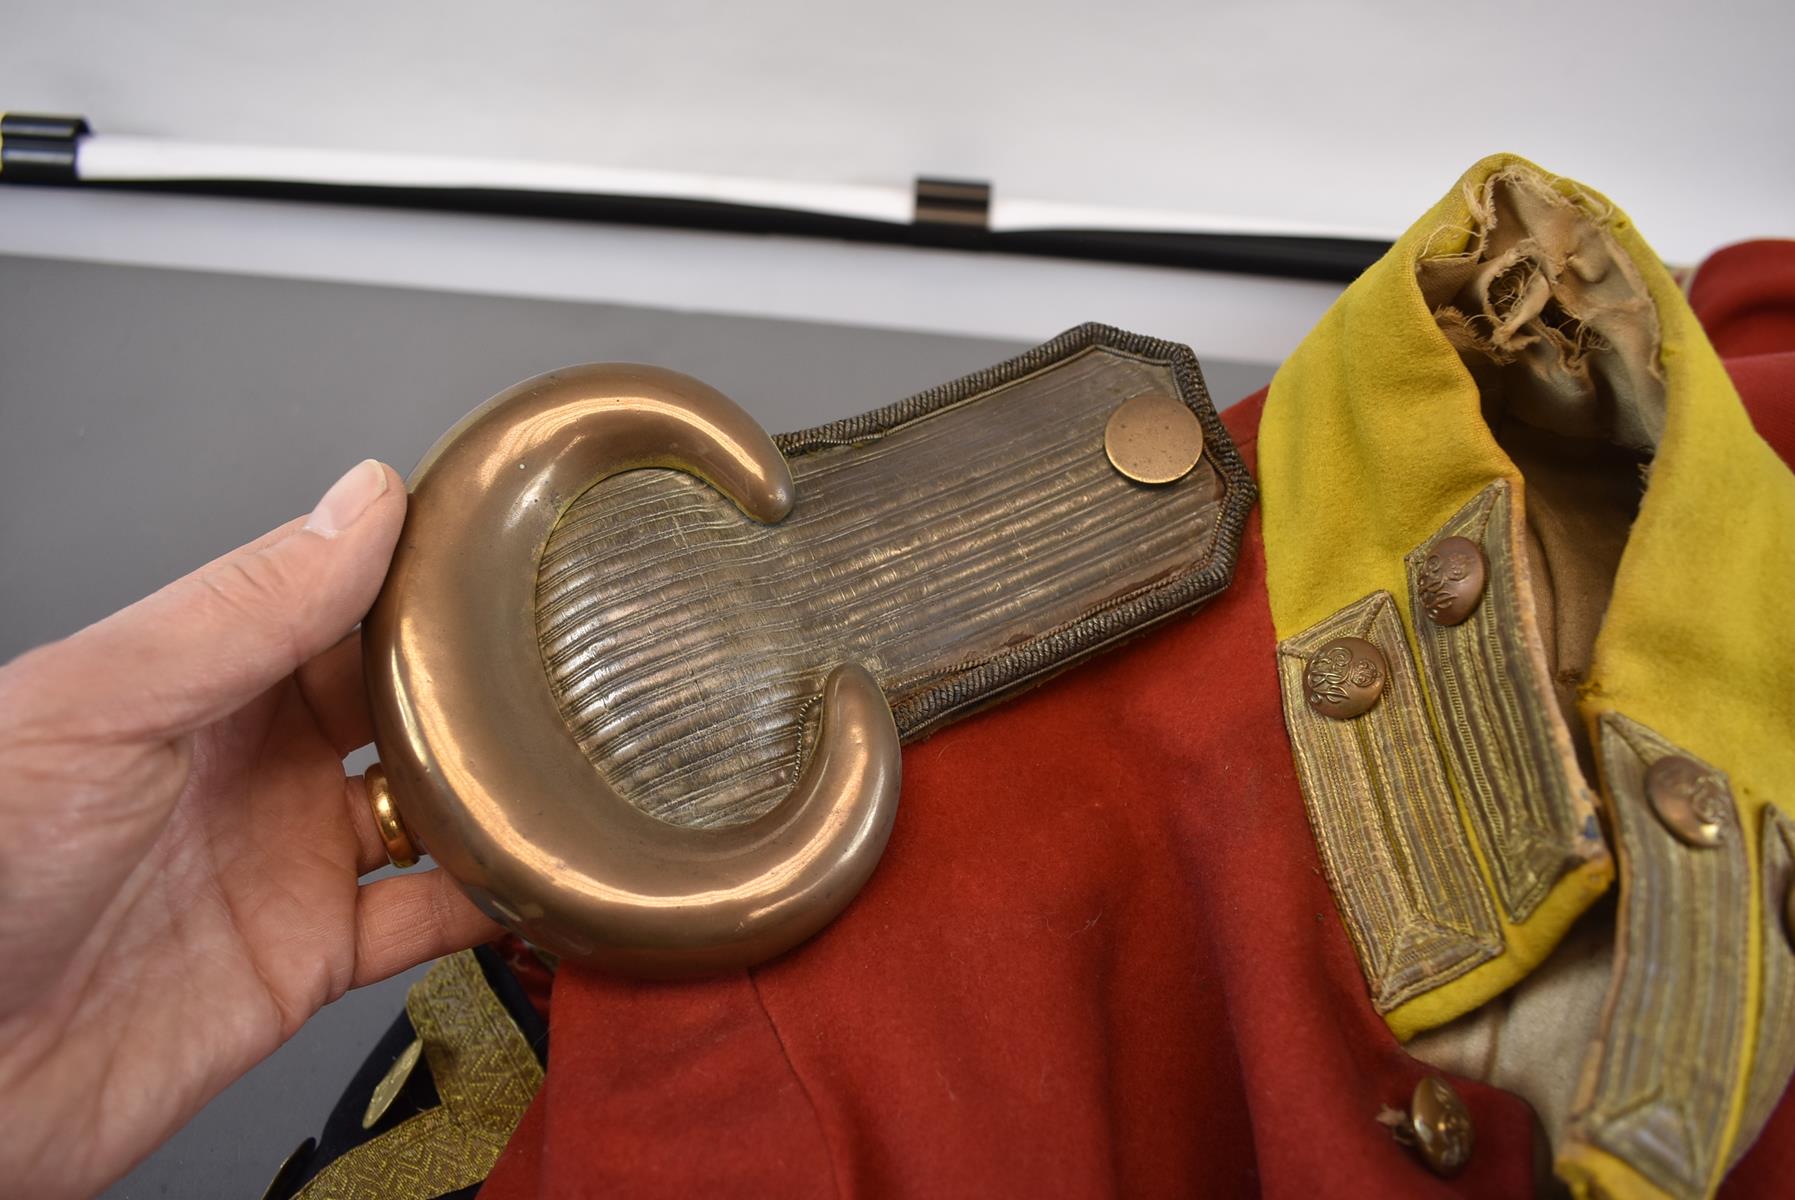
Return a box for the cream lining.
[1418,168,1665,453]
[1419,170,1661,757]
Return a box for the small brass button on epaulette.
[1646,755,1730,848]
[1416,536,1487,626]
[1380,1077,1474,1177]
[1305,636,1388,719]
[1104,392,1204,484]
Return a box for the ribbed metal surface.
[537,338,1234,828]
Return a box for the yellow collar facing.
[1260,153,1795,1198]
[1262,152,1794,849]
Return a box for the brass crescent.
[363,364,902,977]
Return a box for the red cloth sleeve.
[1688,239,1795,360]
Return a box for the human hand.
[0,460,501,1199]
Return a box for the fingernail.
[305,459,389,539]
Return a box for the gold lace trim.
[1731,809,1795,1168]
[1277,590,1502,1011]
[1564,715,1750,1199]
[295,951,544,1199]
[1405,481,1606,920]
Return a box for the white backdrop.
[5,0,1792,263]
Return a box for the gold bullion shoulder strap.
[365,323,1253,976]
[537,322,1255,829]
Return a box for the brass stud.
[366,764,420,868]
[1380,1076,1474,1177]
[363,1037,424,1130]
[1104,392,1204,485]
[258,1137,317,1200]
[1645,755,1730,849]
[1304,636,1388,720]
[1416,536,1488,626]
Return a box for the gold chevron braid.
[295,952,544,1199]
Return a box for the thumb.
[16,460,407,741]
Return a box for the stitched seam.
[747,970,844,1200]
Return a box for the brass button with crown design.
[1646,755,1731,848]
[1416,536,1487,626]
[1305,636,1388,720]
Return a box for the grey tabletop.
[0,252,1274,1198]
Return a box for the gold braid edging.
[1276,590,1503,1012]
[1562,715,1750,1199]
[1405,482,1607,921]
[295,951,544,1199]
